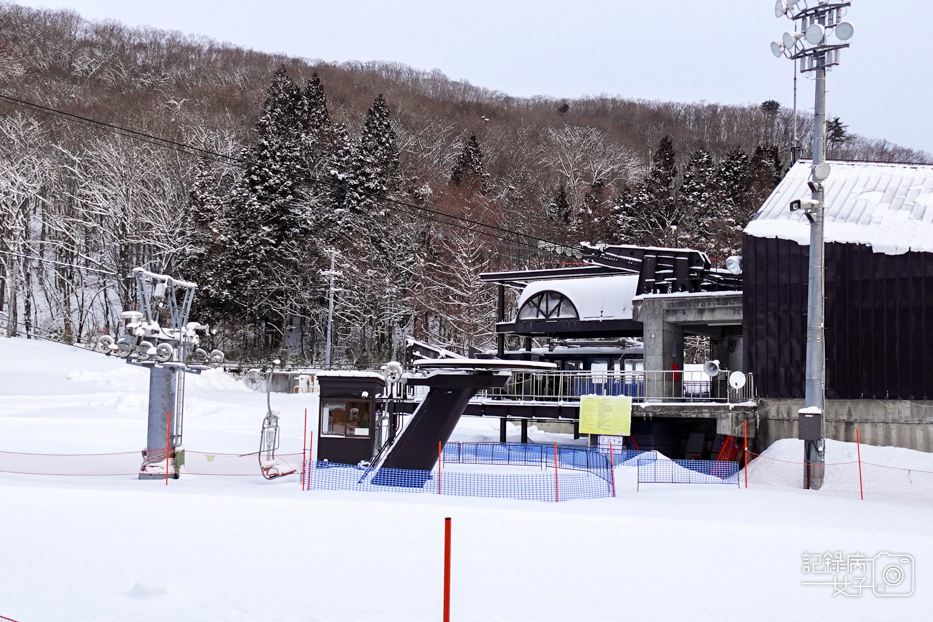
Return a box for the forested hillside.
[1,3,928,365]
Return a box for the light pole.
[321,249,342,369]
[771,0,854,490]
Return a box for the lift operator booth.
[316,372,385,465]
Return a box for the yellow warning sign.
[578,395,632,436]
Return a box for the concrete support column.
[644,320,684,399]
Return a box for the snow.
[517,274,640,320]
[745,160,933,255]
[2,336,933,621]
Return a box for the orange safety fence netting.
[0,450,303,477]
[744,452,933,507]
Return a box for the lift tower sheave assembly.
[771,0,855,490]
[97,268,224,479]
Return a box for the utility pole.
[772,0,855,489]
[322,249,341,369]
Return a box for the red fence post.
[553,443,559,502]
[165,411,172,486]
[609,442,616,497]
[443,517,452,622]
[856,429,864,501]
[744,419,748,489]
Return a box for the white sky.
[11,0,933,155]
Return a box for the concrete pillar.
[643,319,684,399]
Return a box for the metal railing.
[473,370,756,404]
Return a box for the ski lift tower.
[98,268,223,479]
[770,0,855,489]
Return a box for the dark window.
[321,399,372,438]
[517,291,578,321]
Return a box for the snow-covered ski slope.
[1,336,931,621]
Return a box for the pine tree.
[550,183,572,226]
[827,116,850,157]
[179,161,228,320]
[707,147,750,257]
[681,149,715,221]
[218,68,309,350]
[620,135,682,246]
[351,94,399,212]
[450,134,487,191]
[714,147,749,210]
[298,73,334,175]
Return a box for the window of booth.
[517,291,578,321]
[321,399,372,438]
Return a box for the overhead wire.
[0,249,119,276]
[0,92,573,258]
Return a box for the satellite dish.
[774,0,788,18]
[703,360,721,378]
[783,31,804,50]
[771,42,785,58]
[835,21,855,41]
[805,23,825,45]
[729,371,747,390]
[383,361,404,384]
[814,162,831,181]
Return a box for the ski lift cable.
[0,92,581,257]
[0,249,120,276]
[0,93,240,163]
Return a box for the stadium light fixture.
[771,0,855,490]
[783,31,805,50]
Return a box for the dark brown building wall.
[744,234,933,400]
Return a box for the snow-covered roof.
[518,274,640,321]
[744,160,933,255]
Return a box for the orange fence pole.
[165,410,171,486]
[744,419,748,489]
[609,442,616,497]
[553,443,559,503]
[856,429,864,501]
[443,517,452,622]
[438,441,442,495]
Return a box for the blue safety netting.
[301,442,614,502]
[599,447,645,467]
[636,454,740,488]
[441,442,613,485]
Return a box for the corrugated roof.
[744,160,933,255]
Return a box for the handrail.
[471,369,756,404]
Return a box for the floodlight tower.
[771,0,854,490]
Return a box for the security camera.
[790,198,819,212]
